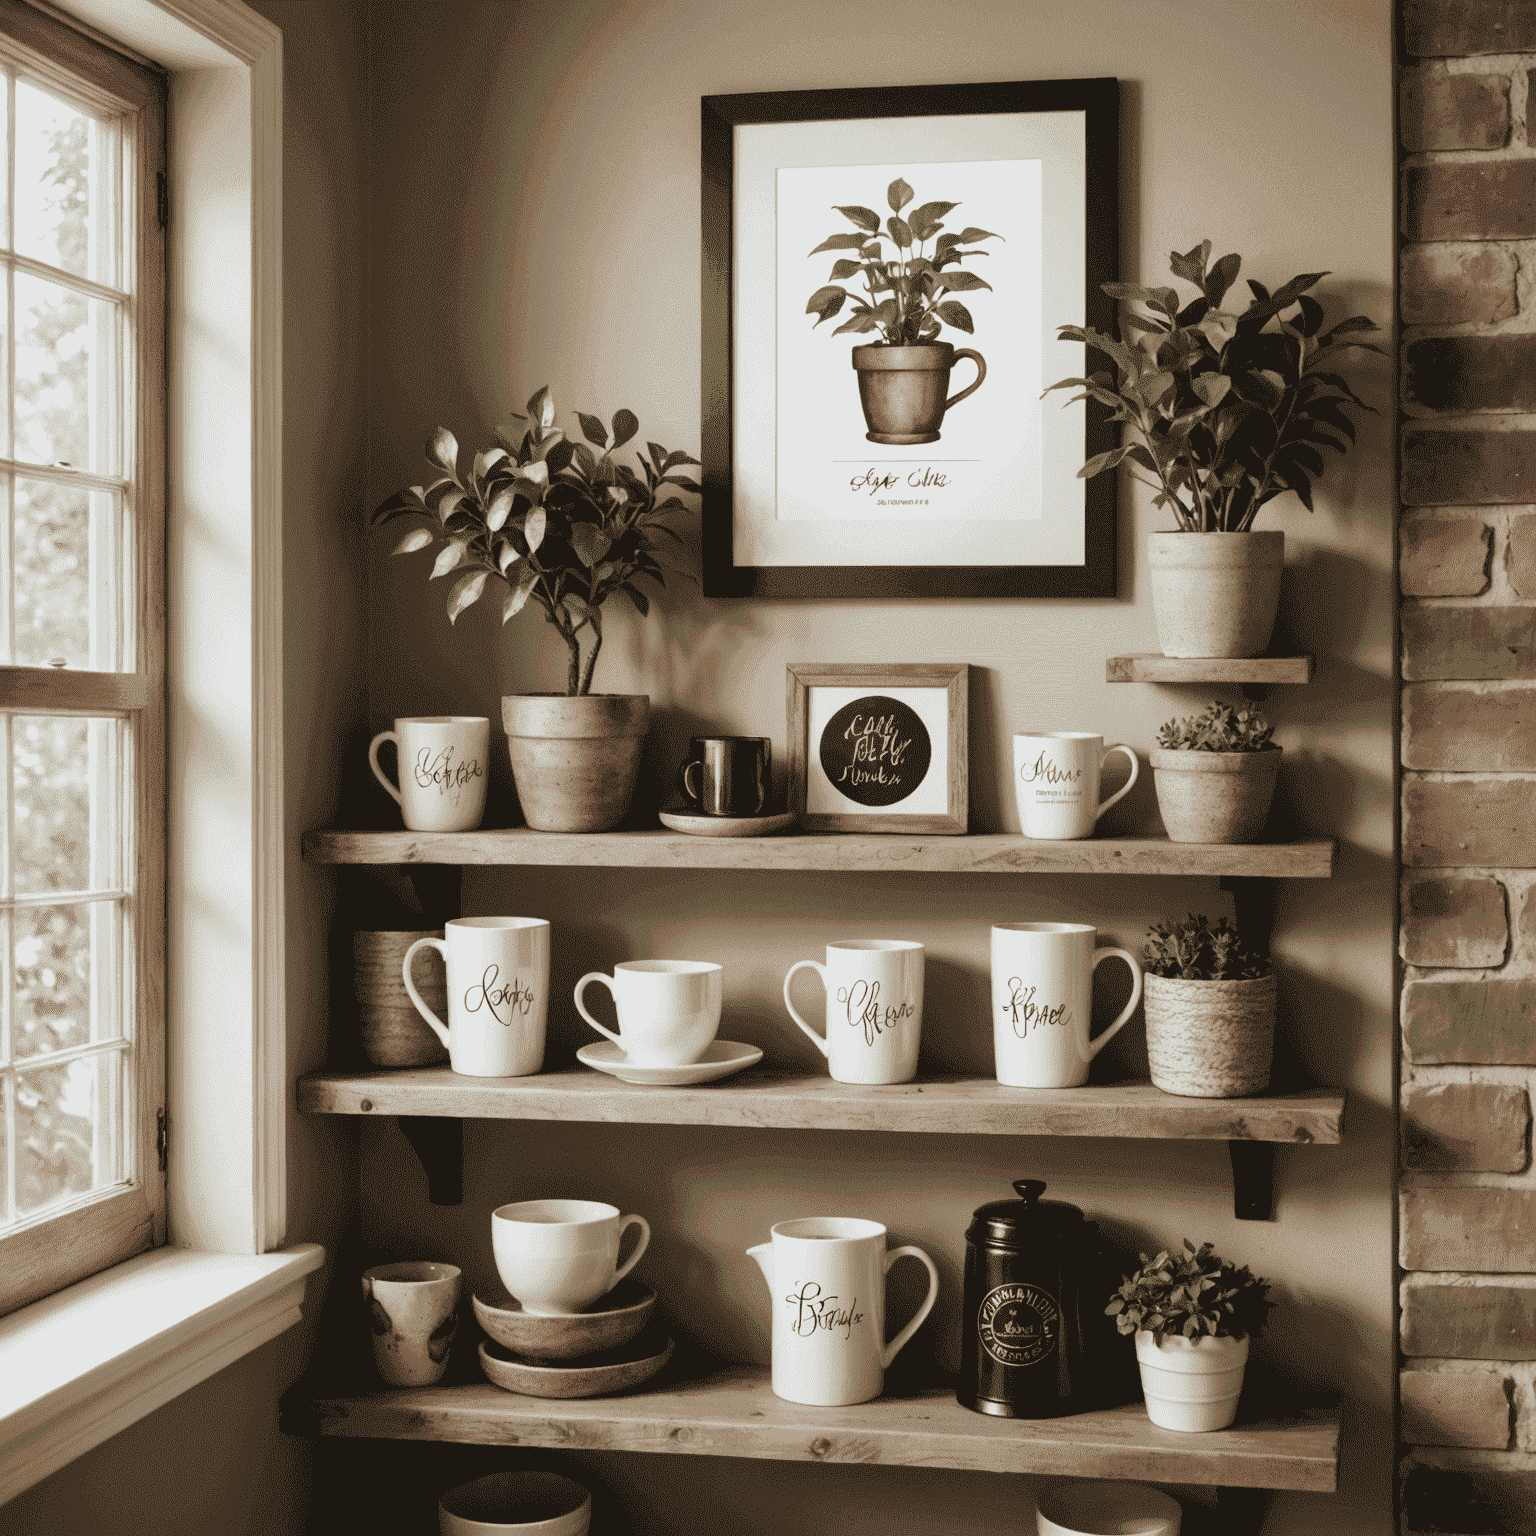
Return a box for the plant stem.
[578,609,603,696]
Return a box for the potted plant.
[1152,700,1280,845]
[1107,1239,1273,1432]
[1142,914,1276,1098]
[372,387,700,832]
[1045,240,1379,658]
[805,177,998,444]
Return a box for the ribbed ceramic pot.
[1143,972,1276,1098]
[1150,748,1280,844]
[1134,1330,1249,1432]
[1149,531,1284,658]
[501,694,649,833]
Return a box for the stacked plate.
[352,929,448,1068]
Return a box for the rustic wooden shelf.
[299,1068,1345,1146]
[281,1365,1340,1492]
[301,828,1336,879]
[1106,655,1315,685]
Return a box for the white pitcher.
[747,1216,940,1406]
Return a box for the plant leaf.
[430,540,467,579]
[887,215,912,247]
[832,311,879,336]
[576,411,609,448]
[806,284,848,325]
[829,258,862,280]
[484,487,516,532]
[808,232,868,256]
[1169,240,1212,287]
[523,507,547,554]
[621,583,650,616]
[502,561,540,622]
[934,299,974,333]
[1204,252,1241,307]
[832,203,881,232]
[956,226,1000,243]
[427,427,459,476]
[569,522,612,566]
[935,269,992,294]
[887,177,913,213]
[1192,373,1232,408]
[610,409,639,450]
[445,569,487,623]
[392,526,434,555]
[909,200,958,230]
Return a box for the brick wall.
[1400,3,1536,1528]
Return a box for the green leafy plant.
[1156,700,1276,752]
[372,387,700,696]
[1107,1240,1273,1340]
[1143,914,1273,981]
[804,176,1001,345]
[1044,239,1379,530]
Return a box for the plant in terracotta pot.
[372,386,701,832]
[1044,239,1379,658]
[805,177,998,445]
[1107,1239,1273,1432]
[1152,700,1281,845]
[1142,914,1276,1098]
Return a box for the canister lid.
[966,1178,1085,1246]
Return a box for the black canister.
[957,1178,1093,1418]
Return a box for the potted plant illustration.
[1045,239,1379,658]
[1107,1239,1273,1432]
[1152,701,1281,845]
[1142,914,1276,1098]
[805,177,999,445]
[372,387,701,832]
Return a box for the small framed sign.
[787,662,968,834]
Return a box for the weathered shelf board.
[1105,655,1315,685]
[298,1069,1345,1145]
[283,1366,1340,1492]
[301,828,1336,879]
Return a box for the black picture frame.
[701,77,1119,601]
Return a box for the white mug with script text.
[783,940,923,1084]
[1014,732,1138,841]
[403,916,549,1077]
[369,715,490,832]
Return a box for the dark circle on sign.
[819,695,931,808]
[978,1282,1059,1370]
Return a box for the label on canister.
[977,1281,1059,1369]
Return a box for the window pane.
[15,273,117,474]
[16,1048,117,1217]
[12,478,118,669]
[12,715,119,896]
[14,81,96,281]
[14,899,119,1060]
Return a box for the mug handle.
[402,937,451,1050]
[574,972,625,1050]
[368,729,403,806]
[1095,743,1140,819]
[783,961,830,1058]
[881,1245,941,1369]
[1086,947,1144,1061]
[609,1214,651,1291]
[681,760,703,804]
[944,349,986,412]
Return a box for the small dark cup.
[678,736,771,817]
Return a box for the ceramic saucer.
[658,809,797,838]
[576,1039,763,1086]
[478,1329,674,1399]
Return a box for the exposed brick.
[1404,685,1536,770]
[1405,1464,1536,1534]
[1403,607,1536,681]
[1403,875,1509,966]
[1403,977,1536,1062]
[1403,1279,1536,1357]
[1401,518,1491,593]
[1405,162,1536,243]
[1408,335,1536,415]
[1405,0,1536,57]
[1405,431,1536,507]
[1401,1369,1511,1448]
[1403,1083,1528,1172]
[1508,514,1536,599]
[1402,244,1519,327]
[1405,780,1536,868]
[1402,1187,1536,1271]
[1401,69,1511,152]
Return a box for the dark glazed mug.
[678,736,771,817]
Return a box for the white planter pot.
[1149,531,1284,659]
[1143,972,1276,1098]
[1150,748,1280,845]
[501,694,649,833]
[1134,1330,1249,1432]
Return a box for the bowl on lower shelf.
[477,1328,674,1398]
[473,1277,657,1360]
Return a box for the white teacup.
[369,715,490,832]
[573,960,723,1066]
[492,1198,651,1316]
[1014,732,1138,840]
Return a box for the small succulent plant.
[1143,914,1272,980]
[1157,700,1276,753]
[1107,1240,1273,1340]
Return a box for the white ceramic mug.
[440,1471,592,1536]
[1014,733,1138,840]
[747,1216,940,1406]
[991,923,1143,1088]
[369,715,490,832]
[362,1260,461,1387]
[783,940,924,1085]
[404,916,550,1077]
[573,960,723,1066]
[492,1198,651,1315]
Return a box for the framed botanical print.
[702,78,1119,600]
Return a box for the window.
[0,0,165,1317]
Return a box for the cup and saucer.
[661,735,796,838]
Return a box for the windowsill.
[0,1241,324,1504]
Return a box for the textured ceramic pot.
[1134,1330,1249,1432]
[502,693,649,832]
[851,342,986,444]
[1150,748,1281,844]
[1149,531,1284,658]
[1143,972,1277,1098]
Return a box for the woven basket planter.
[353,930,448,1068]
[1144,972,1276,1098]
